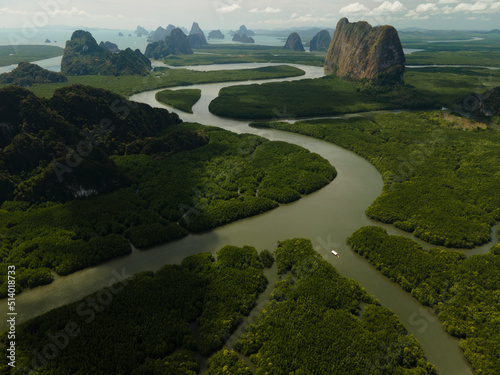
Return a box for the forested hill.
[0,61,67,87]
[0,84,182,203]
[61,30,152,76]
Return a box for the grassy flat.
[12,65,304,98]
[0,45,63,66]
[155,89,201,113]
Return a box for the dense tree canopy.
[255,111,500,248]
[348,226,500,374]
[234,238,437,374]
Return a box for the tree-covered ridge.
[0,118,335,296]
[0,245,268,374]
[253,111,500,248]
[61,30,151,76]
[234,238,437,374]
[0,84,181,204]
[0,62,67,87]
[348,226,500,375]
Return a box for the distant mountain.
[230,25,255,37]
[0,61,67,87]
[208,30,225,39]
[134,26,149,36]
[145,28,193,59]
[148,25,176,42]
[309,30,331,52]
[284,32,305,51]
[232,34,255,43]
[487,29,500,34]
[189,22,207,46]
[61,30,151,76]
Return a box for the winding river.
[2,62,487,374]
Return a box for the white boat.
[331,250,339,257]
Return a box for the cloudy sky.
[0,0,499,31]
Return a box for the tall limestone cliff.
[310,30,331,52]
[324,18,405,83]
[145,28,193,59]
[189,22,207,47]
[284,32,305,51]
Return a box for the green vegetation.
[406,51,500,68]
[206,349,251,375]
[405,67,500,107]
[234,238,437,374]
[0,245,267,374]
[348,226,500,375]
[253,111,500,248]
[401,32,500,67]
[12,65,305,98]
[61,30,151,76]
[0,61,67,87]
[162,44,326,67]
[0,85,335,295]
[0,45,63,67]
[156,88,201,113]
[209,75,438,119]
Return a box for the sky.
[0,0,499,31]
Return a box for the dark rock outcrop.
[45,39,51,43]
[61,30,151,76]
[145,28,193,59]
[189,22,207,46]
[232,34,254,43]
[324,18,405,83]
[455,86,500,118]
[135,26,149,36]
[0,61,67,87]
[148,25,175,42]
[188,34,206,48]
[118,32,124,37]
[99,41,120,53]
[149,27,169,42]
[208,30,225,39]
[284,32,305,51]
[309,30,331,51]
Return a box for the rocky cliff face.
[145,28,193,59]
[310,30,331,52]
[324,18,405,83]
[189,22,207,46]
[284,32,305,51]
[61,30,151,76]
[99,41,119,53]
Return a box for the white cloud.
[216,3,241,14]
[415,3,439,12]
[491,1,500,10]
[0,7,32,15]
[339,2,371,14]
[250,7,281,13]
[438,0,458,4]
[372,1,406,14]
[453,1,488,12]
